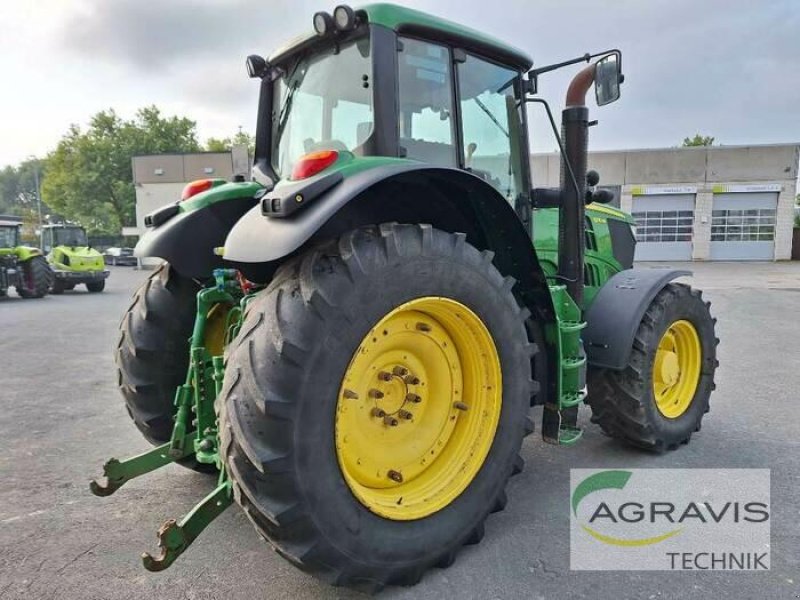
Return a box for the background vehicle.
[103,247,137,266]
[0,220,52,299]
[41,224,109,293]
[94,4,718,591]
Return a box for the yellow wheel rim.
[335,297,502,521]
[652,319,702,418]
[204,304,230,357]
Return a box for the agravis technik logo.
[570,469,770,570]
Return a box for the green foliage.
[682,134,715,147]
[0,159,46,217]
[205,130,255,156]
[41,106,200,234]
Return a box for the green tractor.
[41,224,109,293]
[92,4,718,591]
[0,219,53,299]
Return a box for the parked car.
[103,247,137,266]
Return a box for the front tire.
[219,224,537,591]
[86,280,105,293]
[586,283,718,451]
[17,255,53,298]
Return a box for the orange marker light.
[291,150,339,180]
[181,179,215,201]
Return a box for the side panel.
[583,268,691,370]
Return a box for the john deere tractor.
[0,220,53,299]
[92,4,718,591]
[41,224,109,293]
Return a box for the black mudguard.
[583,268,691,370]
[135,196,259,279]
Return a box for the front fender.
[135,181,262,279]
[583,268,692,370]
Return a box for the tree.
[41,106,200,234]
[0,158,47,217]
[205,129,255,156]
[682,134,715,147]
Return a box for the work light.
[313,11,333,36]
[333,5,356,31]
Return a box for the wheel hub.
[335,297,502,521]
[652,319,702,419]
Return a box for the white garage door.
[710,192,777,260]
[632,194,695,261]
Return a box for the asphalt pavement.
[0,262,798,600]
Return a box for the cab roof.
[361,4,532,70]
[268,3,533,71]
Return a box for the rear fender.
[134,181,262,279]
[224,160,555,322]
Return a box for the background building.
[533,143,799,261]
[130,147,250,266]
[131,143,798,265]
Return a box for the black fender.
[224,163,556,321]
[583,268,692,370]
[134,195,259,279]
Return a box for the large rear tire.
[16,255,53,298]
[115,263,213,471]
[586,283,718,452]
[219,224,537,591]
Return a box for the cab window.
[457,55,522,201]
[397,38,456,166]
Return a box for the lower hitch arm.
[142,480,232,571]
[89,434,195,497]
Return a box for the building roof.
[0,220,21,227]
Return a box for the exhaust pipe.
[557,65,595,308]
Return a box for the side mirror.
[246,55,270,79]
[594,54,622,106]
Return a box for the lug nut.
[398,409,413,420]
[368,388,385,399]
[405,393,421,404]
[416,322,431,332]
[371,407,386,418]
[383,415,399,427]
[404,375,420,385]
[387,470,403,483]
[392,366,409,377]
[453,401,469,411]
[343,389,359,399]
[378,371,392,382]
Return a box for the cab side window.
[397,38,456,166]
[457,55,522,201]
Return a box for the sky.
[0,0,798,168]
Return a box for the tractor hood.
[50,246,105,271]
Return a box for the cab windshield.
[53,227,88,247]
[271,36,373,177]
[0,226,17,248]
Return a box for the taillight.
[181,179,215,201]
[291,150,339,180]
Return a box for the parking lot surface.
[1,262,798,599]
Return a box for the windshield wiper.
[473,97,508,138]
[275,81,299,142]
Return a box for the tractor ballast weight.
[101,4,718,591]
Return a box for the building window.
[631,210,694,243]
[711,209,776,242]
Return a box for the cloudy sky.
[0,0,798,168]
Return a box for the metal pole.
[29,156,43,229]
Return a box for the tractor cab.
[0,221,20,249]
